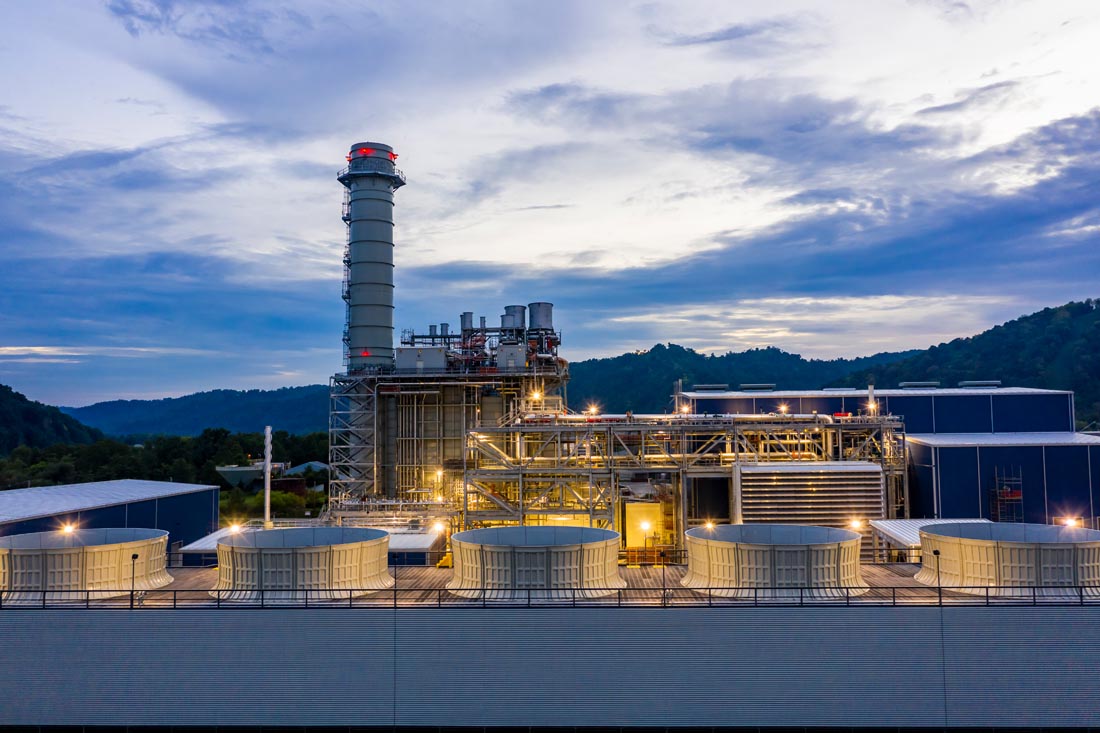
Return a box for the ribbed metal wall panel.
[991,393,1075,432]
[4,606,1098,727]
[941,607,1100,727]
[909,443,1096,525]
[0,611,396,726]
[935,446,981,518]
[884,394,936,432]
[1042,445,1094,522]
[931,395,993,433]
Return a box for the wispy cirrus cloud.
[918,80,1020,115]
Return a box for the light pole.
[932,548,942,604]
[660,549,667,599]
[130,553,139,609]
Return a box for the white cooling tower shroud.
[447,526,625,600]
[212,527,393,602]
[0,528,172,603]
[682,524,867,599]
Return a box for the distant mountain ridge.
[837,300,1100,427]
[566,344,919,414]
[45,299,1100,438]
[0,385,102,454]
[62,385,329,437]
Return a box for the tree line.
[0,429,331,521]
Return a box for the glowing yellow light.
[434,494,443,503]
[530,391,542,401]
[867,401,878,413]
[587,404,599,415]
[1064,517,1080,527]
[61,524,75,534]
[704,521,715,530]
[778,403,789,414]
[229,524,241,533]
[680,405,691,414]
[640,521,652,532]
[431,521,446,533]
[435,469,443,479]
[849,519,864,530]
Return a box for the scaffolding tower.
[990,466,1024,523]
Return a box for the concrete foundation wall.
[1,607,1099,727]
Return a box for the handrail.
[3,583,1100,610]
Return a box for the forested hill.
[60,346,914,437]
[62,385,329,437]
[838,300,1100,427]
[566,344,918,414]
[0,385,102,454]
[45,299,1100,439]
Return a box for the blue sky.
[1,1,1098,405]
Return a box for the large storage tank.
[0,528,172,603]
[528,301,554,331]
[212,527,393,601]
[915,522,1100,596]
[682,524,867,598]
[448,526,625,599]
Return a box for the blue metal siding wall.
[1092,446,1100,525]
[699,391,1074,432]
[968,445,1045,522]
[0,504,125,536]
[154,489,218,546]
[1043,445,1095,523]
[0,489,218,544]
[754,396,790,414]
[935,446,981,517]
[991,393,1075,432]
[3,608,1100,727]
[0,515,70,536]
[125,498,158,528]
[695,397,752,413]
[80,503,128,527]
[884,394,934,432]
[798,395,845,415]
[907,441,937,518]
[932,394,993,433]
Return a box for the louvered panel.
[739,465,884,529]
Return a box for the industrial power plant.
[3,141,1100,728]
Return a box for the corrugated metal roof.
[0,479,217,525]
[682,387,1068,398]
[180,525,443,553]
[906,432,1100,448]
[869,518,992,548]
[739,461,882,473]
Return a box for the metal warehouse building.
[687,386,1075,433]
[0,479,219,549]
[907,432,1100,525]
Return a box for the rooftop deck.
[5,562,1098,609]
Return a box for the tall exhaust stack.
[338,142,406,370]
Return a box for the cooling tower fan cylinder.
[339,142,406,370]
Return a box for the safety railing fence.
[3,584,1100,610]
